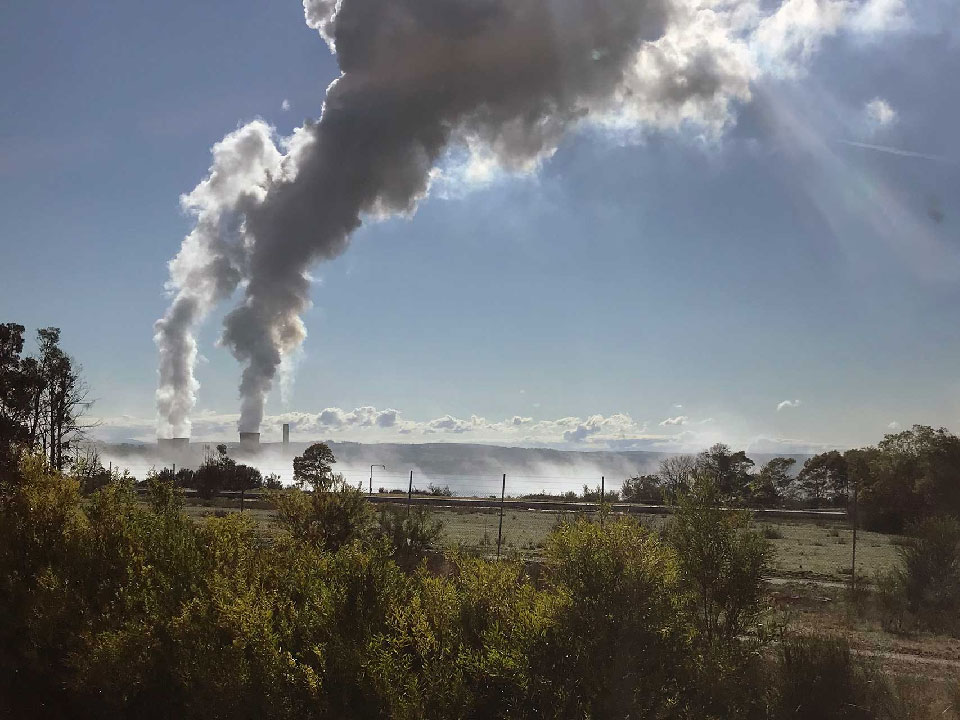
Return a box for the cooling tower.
[157,437,189,455]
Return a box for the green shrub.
[761,525,785,540]
[377,504,444,565]
[896,516,960,633]
[533,516,690,717]
[670,475,771,645]
[772,634,898,720]
[270,472,375,552]
[5,454,938,720]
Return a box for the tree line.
[621,427,960,532]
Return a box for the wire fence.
[338,468,652,558]
[142,459,845,558]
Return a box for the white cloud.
[281,99,291,111]
[776,399,802,411]
[660,415,689,426]
[887,420,902,431]
[745,435,835,453]
[865,97,897,128]
[315,406,400,429]
[751,0,908,77]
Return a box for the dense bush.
[0,455,947,719]
[376,504,444,566]
[875,516,960,635]
[272,472,376,552]
[772,634,899,720]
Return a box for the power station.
[157,437,189,455]
[239,431,260,453]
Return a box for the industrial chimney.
[239,432,260,453]
[282,423,290,449]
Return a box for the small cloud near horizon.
[659,415,688,426]
[777,399,802,411]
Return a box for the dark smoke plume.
[156,0,893,435]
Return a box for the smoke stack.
[239,431,260,453]
[282,423,290,448]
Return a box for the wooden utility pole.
[407,470,413,516]
[497,473,506,559]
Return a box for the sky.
[2,0,959,454]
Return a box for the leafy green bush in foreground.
[0,457,936,719]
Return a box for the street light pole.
[370,464,385,495]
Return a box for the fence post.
[497,473,506,559]
[600,475,605,528]
[851,480,858,593]
[407,470,413,516]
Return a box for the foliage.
[293,442,336,489]
[0,323,90,473]
[850,426,960,533]
[798,451,848,506]
[751,457,796,507]
[70,445,115,493]
[670,474,771,646]
[659,454,697,499]
[272,472,375,552]
[377,504,444,565]
[695,443,755,503]
[621,473,664,503]
[2,452,948,720]
[193,444,261,500]
[369,555,543,718]
[537,515,690,717]
[263,472,283,490]
[772,634,900,720]
[174,466,196,487]
[579,483,619,503]
[875,515,960,634]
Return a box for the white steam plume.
[154,121,282,437]
[156,0,905,436]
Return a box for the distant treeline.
[605,428,960,533]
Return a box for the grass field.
[179,497,900,582]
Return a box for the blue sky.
[2,0,959,452]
